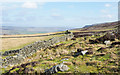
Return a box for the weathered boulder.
[104,40,111,47]
[45,63,69,74]
[81,50,88,55]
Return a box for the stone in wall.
[2,34,74,66]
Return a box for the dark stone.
[71,37,76,40]
[11,66,17,70]
[26,63,31,66]
[84,36,87,40]
[96,53,105,56]
[111,42,120,45]
[89,39,96,44]
[31,62,36,67]
[89,33,116,44]
[21,64,26,68]
[23,68,29,73]
[97,47,106,52]
[65,30,71,34]
[109,42,120,48]
[77,48,84,52]
[16,66,20,68]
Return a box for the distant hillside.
[73,21,119,31]
[83,25,93,28]
[0,26,70,35]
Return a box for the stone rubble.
[45,63,69,74]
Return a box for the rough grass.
[2,32,120,74]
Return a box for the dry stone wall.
[2,49,20,56]
[1,34,74,66]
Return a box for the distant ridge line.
[1,33,64,38]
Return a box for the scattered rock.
[104,40,111,46]
[97,47,106,52]
[81,50,88,55]
[45,63,69,74]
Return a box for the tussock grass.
[2,30,120,74]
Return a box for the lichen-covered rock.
[45,63,69,74]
